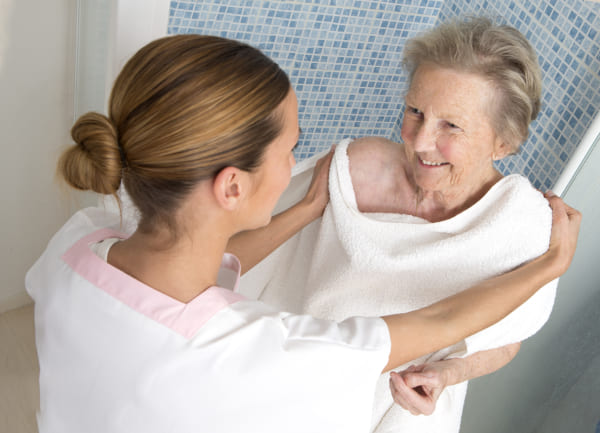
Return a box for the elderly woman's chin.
[413,171,449,194]
[410,159,455,193]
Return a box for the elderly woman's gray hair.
[402,16,542,154]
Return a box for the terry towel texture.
[240,138,557,433]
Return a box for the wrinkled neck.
[411,169,503,222]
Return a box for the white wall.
[537,352,600,433]
[0,0,169,313]
[0,0,89,313]
[105,0,171,86]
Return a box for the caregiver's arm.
[389,343,520,415]
[381,194,580,372]
[227,148,334,274]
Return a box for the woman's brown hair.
[59,34,291,236]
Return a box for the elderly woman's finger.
[390,371,435,415]
[389,372,418,413]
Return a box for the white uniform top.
[26,207,391,433]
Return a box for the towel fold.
[241,138,557,433]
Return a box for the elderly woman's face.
[400,64,506,196]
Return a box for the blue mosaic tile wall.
[168,0,441,160]
[169,0,600,190]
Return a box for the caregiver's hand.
[543,191,582,274]
[226,146,336,275]
[300,146,335,219]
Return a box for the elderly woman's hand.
[389,343,522,416]
[389,363,451,416]
[301,146,335,219]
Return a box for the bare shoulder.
[348,136,404,160]
[347,136,408,179]
[347,137,414,214]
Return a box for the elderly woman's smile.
[419,157,448,166]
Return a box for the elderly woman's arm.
[226,148,334,274]
[389,343,521,415]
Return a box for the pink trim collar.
[62,228,245,339]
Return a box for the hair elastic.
[118,145,128,169]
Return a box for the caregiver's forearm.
[442,342,521,386]
[382,192,580,372]
[226,200,320,275]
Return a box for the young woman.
[26,34,580,433]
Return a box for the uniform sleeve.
[282,313,391,354]
[219,302,391,432]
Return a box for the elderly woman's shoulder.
[348,136,405,160]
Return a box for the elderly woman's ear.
[492,137,512,160]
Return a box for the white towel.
[241,138,557,433]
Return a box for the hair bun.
[58,112,123,195]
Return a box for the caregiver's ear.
[212,166,248,210]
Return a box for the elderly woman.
[240,17,556,433]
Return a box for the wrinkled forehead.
[406,64,498,126]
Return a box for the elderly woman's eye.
[408,106,422,115]
[446,121,459,129]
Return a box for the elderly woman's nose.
[412,124,436,152]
